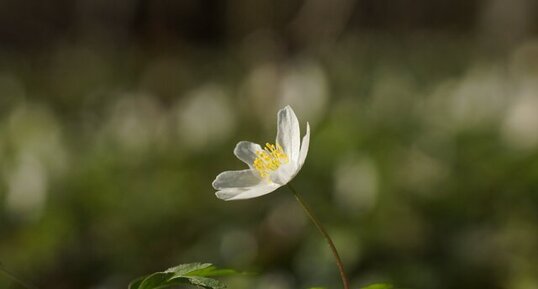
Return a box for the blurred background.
[1,0,538,289]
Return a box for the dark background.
[1,1,538,289]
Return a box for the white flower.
[213,105,310,201]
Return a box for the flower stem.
[286,184,350,289]
[0,262,39,289]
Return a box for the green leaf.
[184,266,239,277]
[182,276,226,289]
[129,263,239,289]
[135,272,171,289]
[361,283,394,289]
[165,263,213,276]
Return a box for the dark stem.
[286,184,350,289]
[0,262,40,289]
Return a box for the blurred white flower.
[501,84,538,150]
[105,94,169,151]
[279,59,329,125]
[175,84,236,150]
[213,106,310,201]
[6,153,47,219]
[3,104,68,220]
[334,155,378,213]
[241,60,328,127]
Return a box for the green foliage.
[129,263,239,289]
[307,283,394,289]
[361,284,394,289]
[3,27,538,289]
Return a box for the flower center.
[253,143,289,179]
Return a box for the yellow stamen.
[253,143,289,179]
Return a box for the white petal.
[234,141,262,167]
[216,182,281,201]
[270,162,296,185]
[212,169,261,190]
[276,105,301,164]
[215,187,248,200]
[298,122,310,169]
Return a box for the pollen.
[253,143,289,179]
